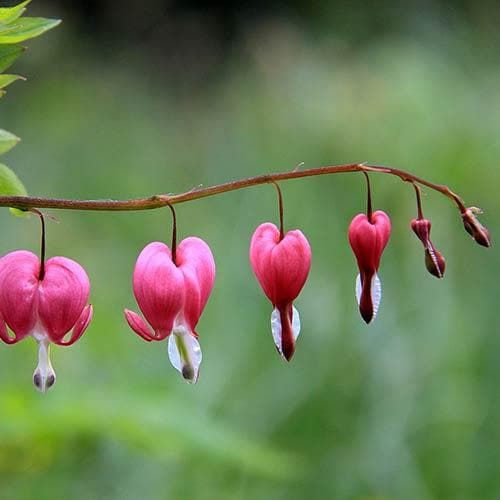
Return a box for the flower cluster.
[0,176,491,392]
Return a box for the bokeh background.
[1,1,499,499]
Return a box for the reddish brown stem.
[413,183,424,220]
[167,203,177,265]
[363,172,373,221]
[0,163,469,214]
[271,181,285,240]
[29,208,46,280]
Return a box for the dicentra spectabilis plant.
[0,1,493,392]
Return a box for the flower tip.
[168,331,202,384]
[360,307,374,324]
[33,340,56,394]
[181,363,196,383]
[33,369,56,394]
[281,341,295,362]
[355,273,381,325]
[271,306,301,362]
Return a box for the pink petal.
[132,242,185,336]
[0,312,21,344]
[38,256,91,343]
[348,211,391,273]
[124,309,157,341]
[178,265,202,332]
[0,250,39,339]
[250,223,312,306]
[177,238,216,311]
[55,304,93,346]
[176,237,216,332]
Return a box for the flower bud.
[462,207,491,247]
[411,218,446,278]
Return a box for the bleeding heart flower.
[249,222,311,361]
[411,218,446,278]
[348,211,391,324]
[124,237,215,383]
[0,250,93,393]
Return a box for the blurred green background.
[1,1,499,499]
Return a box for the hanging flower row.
[0,171,491,392]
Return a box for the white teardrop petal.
[168,332,202,383]
[291,305,301,341]
[355,273,362,306]
[371,273,382,321]
[33,339,56,394]
[270,307,283,354]
[270,305,301,356]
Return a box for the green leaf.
[0,163,28,216]
[0,45,25,72]
[0,73,25,89]
[0,17,61,44]
[0,129,20,155]
[0,0,31,24]
[0,21,19,34]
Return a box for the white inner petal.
[168,328,202,383]
[355,273,362,306]
[371,273,382,321]
[355,273,382,322]
[292,306,301,341]
[33,339,56,394]
[270,306,301,355]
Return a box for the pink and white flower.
[0,250,93,392]
[124,237,215,383]
[250,222,311,361]
[348,211,391,324]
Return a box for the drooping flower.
[0,250,93,393]
[348,211,391,324]
[249,222,311,361]
[124,237,215,383]
[411,218,446,278]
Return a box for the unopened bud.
[462,207,491,247]
[424,246,446,279]
[411,218,446,278]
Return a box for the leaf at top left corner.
[0,17,61,44]
[0,1,32,25]
[0,162,28,217]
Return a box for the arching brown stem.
[0,163,470,214]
